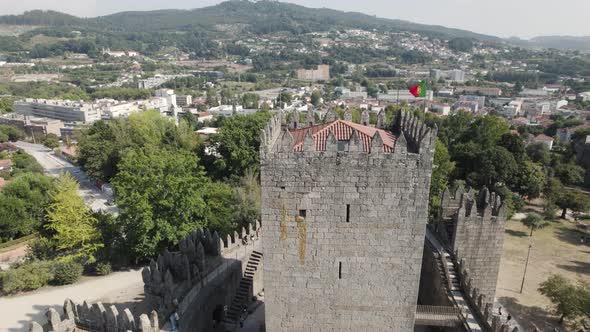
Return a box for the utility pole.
[519,238,533,293]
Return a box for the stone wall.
[143,224,263,331]
[441,186,506,302]
[260,111,436,331]
[28,299,158,332]
[142,228,223,318]
[418,244,453,307]
[457,260,519,332]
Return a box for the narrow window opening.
[280,186,285,190]
[309,122,313,126]
[338,262,342,279]
[298,209,306,218]
[346,204,350,223]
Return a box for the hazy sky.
[1,0,589,38]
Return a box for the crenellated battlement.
[441,185,506,221]
[457,260,519,332]
[28,299,159,332]
[395,110,438,154]
[142,223,261,321]
[260,109,437,164]
[440,185,508,303]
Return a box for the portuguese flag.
[409,81,426,98]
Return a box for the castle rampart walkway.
[425,229,485,332]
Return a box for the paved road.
[0,269,143,331]
[14,142,118,214]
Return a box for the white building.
[448,69,465,82]
[14,99,101,123]
[377,90,434,102]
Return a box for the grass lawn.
[496,217,589,331]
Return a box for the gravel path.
[0,269,143,331]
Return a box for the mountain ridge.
[0,0,502,41]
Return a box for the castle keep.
[260,109,437,331]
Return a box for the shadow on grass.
[498,296,557,331]
[555,226,587,246]
[505,229,529,238]
[556,260,590,276]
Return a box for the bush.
[26,237,56,261]
[95,262,112,276]
[0,260,53,294]
[52,261,83,285]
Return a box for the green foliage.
[52,260,83,285]
[553,162,585,186]
[77,111,196,181]
[26,237,56,261]
[526,142,551,166]
[44,173,102,263]
[310,90,322,107]
[0,173,54,241]
[241,93,260,109]
[0,98,15,113]
[112,147,209,260]
[0,125,24,142]
[430,140,455,220]
[43,133,60,149]
[448,38,474,52]
[205,182,237,236]
[554,189,590,219]
[539,274,590,323]
[205,112,271,181]
[233,170,262,230]
[95,262,112,276]
[521,212,549,236]
[0,260,54,294]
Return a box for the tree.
[526,142,551,166]
[429,140,455,219]
[277,92,292,107]
[554,162,585,185]
[44,173,102,263]
[310,90,322,107]
[241,93,260,109]
[0,97,14,113]
[77,111,196,181]
[554,190,590,219]
[204,112,271,181]
[43,133,60,149]
[233,170,261,230]
[448,38,473,52]
[112,147,209,260]
[539,274,590,324]
[521,212,550,237]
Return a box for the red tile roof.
[534,134,554,142]
[290,120,396,152]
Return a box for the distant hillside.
[529,36,590,52]
[0,0,501,41]
[0,10,83,26]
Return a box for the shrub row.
[0,260,84,294]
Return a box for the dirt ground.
[496,213,590,331]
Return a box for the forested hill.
[0,0,501,41]
[0,10,84,26]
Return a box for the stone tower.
[260,111,436,331]
[440,185,507,302]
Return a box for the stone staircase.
[223,250,263,330]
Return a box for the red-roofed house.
[532,134,554,150]
[289,119,396,153]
